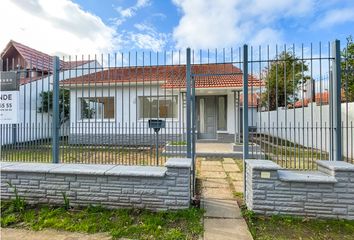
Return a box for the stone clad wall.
[246,160,354,220]
[0,158,192,211]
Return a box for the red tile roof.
[289,90,347,108]
[61,64,263,89]
[290,99,310,108]
[1,40,91,71]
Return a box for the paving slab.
[201,161,222,166]
[202,178,229,188]
[229,172,243,181]
[197,143,233,153]
[223,164,240,172]
[203,199,241,219]
[201,165,224,172]
[233,181,244,192]
[202,187,234,199]
[204,219,253,240]
[223,158,235,164]
[201,171,227,179]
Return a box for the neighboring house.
[61,64,263,145]
[0,40,98,145]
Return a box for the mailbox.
[148,119,165,165]
[148,119,165,132]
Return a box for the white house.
[61,63,262,145]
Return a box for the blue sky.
[1,0,353,55]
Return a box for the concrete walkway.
[200,158,253,240]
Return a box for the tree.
[80,99,96,119]
[38,89,70,125]
[341,36,354,102]
[262,51,310,111]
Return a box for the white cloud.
[250,28,284,46]
[129,23,170,52]
[115,0,151,24]
[246,0,314,20]
[0,0,120,56]
[130,33,167,52]
[172,0,317,49]
[316,8,354,28]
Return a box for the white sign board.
[0,91,20,124]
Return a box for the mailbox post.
[148,119,165,165]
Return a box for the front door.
[197,96,217,139]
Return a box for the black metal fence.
[1,39,353,170]
[245,40,354,169]
[1,52,189,166]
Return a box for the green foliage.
[62,192,70,210]
[80,99,95,119]
[169,141,187,146]
[38,88,70,125]
[242,211,354,240]
[7,181,26,213]
[342,36,354,102]
[0,203,204,240]
[262,51,310,110]
[1,214,17,227]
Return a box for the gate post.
[186,48,192,158]
[52,56,60,163]
[243,44,249,200]
[331,40,342,161]
[186,48,195,197]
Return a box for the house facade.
[62,64,262,145]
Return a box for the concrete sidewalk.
[0,228,111,240]
[200,158,253,240]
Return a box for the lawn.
[1,200,204,240]
[242,209,354,240]
[0,143,178,166]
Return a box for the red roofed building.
[61,63,263,143]
[1,40,93,84]
[1,40,263,144]
[0,41,98,145]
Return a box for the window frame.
[138,95,179,120]
[79,97,115,121]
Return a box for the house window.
[217,96,227,130]
[80,97,115,119]
[139,96,178,119]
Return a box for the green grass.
[169,141,187,146]
[241,208,354,240]
[1,144,165,165]
[1,201,204,240]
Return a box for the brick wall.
[246,160,354,220]
[1,158,192,211]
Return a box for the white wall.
[68,88,260,140]
[69,84,185,136]
[255,102,354,159]
[1,61,98,145]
